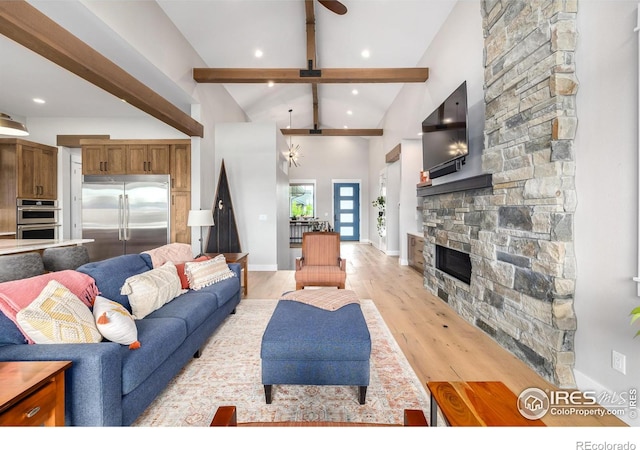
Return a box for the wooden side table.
[0,361,72,426]
[205,252,248,296]
[427,381,545,427]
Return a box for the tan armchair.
[294,232,346,290]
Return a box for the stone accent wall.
[422,0,578,387]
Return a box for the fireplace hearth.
[436,245,471,285]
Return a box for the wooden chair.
[210,405,428,427]
[294,232,346,290]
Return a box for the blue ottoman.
[260,299,371,404]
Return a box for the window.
[289,183,315,218]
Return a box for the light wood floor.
[246,242,624,426]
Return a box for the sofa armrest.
[0,342,124,426]
[228,262,241,279]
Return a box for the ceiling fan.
[318,0,347,15]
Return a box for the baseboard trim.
[248,264,278,271]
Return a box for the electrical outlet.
[612,350,626,375]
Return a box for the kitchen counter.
[0,239,94,256]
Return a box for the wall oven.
[16,199,61,239]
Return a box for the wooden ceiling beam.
[281,128,383,137]
[305,0,320,129]
[0,1,204,137]
[193,67,429,84]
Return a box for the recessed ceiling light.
[361,49,370,58]
[32,98,45,104]
[347,110,353,115]
[255,49,263,58]
[352,89,358,95]
[267,81,275,87]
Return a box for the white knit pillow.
[120,261,183,319]
[93,296,140,349]
[16,280,102,344]
[185,254,236,291]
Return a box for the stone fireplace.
[419,0,578,388]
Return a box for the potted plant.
[372,196,386,237]
[631,306,640,337]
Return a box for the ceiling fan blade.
[318,0,347,15]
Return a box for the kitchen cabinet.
[17,144,57,199]
[171,191,191,244]
[127,144,170,174]
[170,143,191,191]
[408,233,424,273]
[82,144,126,175]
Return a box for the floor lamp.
[187,209,214,257]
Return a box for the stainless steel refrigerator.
[82,175,170,261]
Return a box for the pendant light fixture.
[287,108,301,167]
[0,113,29,136]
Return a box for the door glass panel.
[341,226,354,237]
[340,200,353,210]
[340,186,353,196]
[340,213,353,223]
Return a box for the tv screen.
[422,81,468,178]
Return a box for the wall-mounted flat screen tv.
[422,81,469,179]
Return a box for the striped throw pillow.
[185,254,236,291]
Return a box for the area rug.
[132,299,431,426]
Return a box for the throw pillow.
[185,254,236,291]
[120,261,183,319]
[175,255,210,289]
[93,296,140,349]
[141,243,194,268]
[16,280,102,344]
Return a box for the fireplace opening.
[436,245,472,284]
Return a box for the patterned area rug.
[132,299,431,426]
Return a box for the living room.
[0,0,639,443]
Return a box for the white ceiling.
[0,0,457,134]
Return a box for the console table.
[0,361,72,426]
[427,381,545,426]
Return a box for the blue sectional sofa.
[0,253,241,426]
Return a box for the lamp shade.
[0,113,29,136]
[187,209,214,227]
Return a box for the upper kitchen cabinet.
[126,144,170,174]
[0,139,58,200]
[81,140,173,175]
[82,144,126,175]
[170,143,190,191]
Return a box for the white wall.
[399,139,423,264]
[215,122,285,271]
[369,1,485,253]
[288,136,371,242]
[574,1,639,426]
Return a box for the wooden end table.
[427,381,545,426]
[205,252,248,296]
[0,361,72,426]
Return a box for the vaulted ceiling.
[0,0,457,137]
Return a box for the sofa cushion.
[185,254,236,291]
[120,317,187,395]
[145,290,219,335]
[16,280,102,344]
[77,254,152,312]
[197,275,241,309]
[120,262,183,319]
[93,296,140,349]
